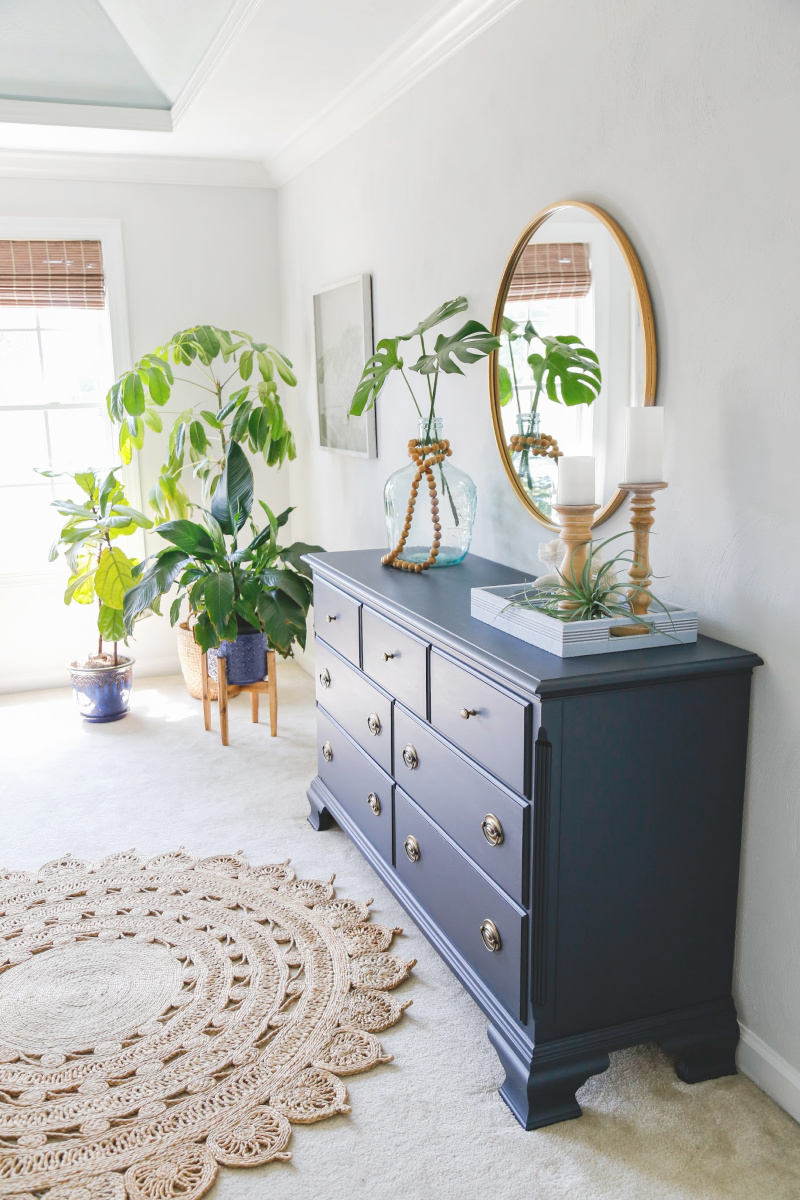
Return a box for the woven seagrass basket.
[177,620,240,701]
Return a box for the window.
[0,239,119,578]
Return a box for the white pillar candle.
[557,456,595,505]
[624,407,664,483]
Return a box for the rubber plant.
[123,442,322,657]
[42,467,153,664]
[106,325,297,520]
[498,317,602,413]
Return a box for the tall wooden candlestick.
[552,503,600,611]
[619,481,668,617]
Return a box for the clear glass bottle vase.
[384,417,477,567]
[511,412,557,518]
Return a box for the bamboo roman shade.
[507,242,591,302]
[0,240,105,308]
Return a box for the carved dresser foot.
[660,1008,740,1083]
[307,782,334,831]
[488,1026,611,1130]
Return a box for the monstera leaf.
[411,320,500,376]
[399,296,468,341]
[349,338,402,416]
[528,336,602,407]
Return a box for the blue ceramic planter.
[207,629,268,686]
[69,657,134,722]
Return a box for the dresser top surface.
[307,549,762,698]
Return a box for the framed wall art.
[313,274,377,458]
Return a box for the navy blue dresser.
[306,549,761,1129]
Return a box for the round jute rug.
[0,849,415,1199]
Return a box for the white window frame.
[0,216,142,587]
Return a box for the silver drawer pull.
[480,919,502,953]
[481,814,504,847]
[402,743,418,770]
[460,707,477,720]
[367,712,382,737]
[404,836,420,863]
[367,792,381,816]
[326,614,337,622]
[382,652,395,661]
[319,668,331,689]
[321,741,333,763]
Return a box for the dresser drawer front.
[317,708,393,863]
[394,788,526,1018]
[362,607,428,718]
[394,705,528,905]
[314,639,392,774]
[430,651,529,794]
[314,579,360,665]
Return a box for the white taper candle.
[624,407,664,483]
[557,456,596,505]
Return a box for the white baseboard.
[738,1024,800,1124]
[0,654,179,696]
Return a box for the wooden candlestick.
[618,481,668,617]
[552,503,600,610]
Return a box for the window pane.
[0,484,61,573]
[0,305,39,330]
[47,407,116,474]
[41,326,108,405]
[0,410,50,483]
[0,330,44,406]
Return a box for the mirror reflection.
[492,202,654,526]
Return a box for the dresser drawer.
[430,650,530,794]
[314,579,361,665]
[362,607,428,718]
[316,708,393,863]
[394,788,526,1019]
[314,639,392,774]
[394,705,528,905]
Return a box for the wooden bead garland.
[382,438,452,571]
[508,431,562,460]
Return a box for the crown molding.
[171,0,264,126]
[268,0,523,184]
[0,99,171,133]
[0,151,272,189]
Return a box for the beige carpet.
[2,664,799,1200]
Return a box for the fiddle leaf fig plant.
[106,325,297,521]
[40,467,153,665]
[499,316,602,413]
[123,442,323,658]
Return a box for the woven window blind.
[0,240,105,308]
[507,242,591,302]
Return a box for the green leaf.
[239,349,254,381]
[156,519,218,557]
[64,568,95,605]
[98,603,126,643]
[399,296,468,341]
[74,471,96,496]
[527,335,602,407]
[218,387,249,421]
[230,400,253,442]
[261,567,310,609]
[203,571,235,637]
[211,441,254,535]
[143,410,163,433]
[280,541,323,578]
[109,503,152,529]
[146,367,170,405]
[194,325,221,362]
[249,405,271,452]
[257,350,274,382]
[122,371,145,416]
[412,320,500,376]
[192,610,218,653]
[107,381,124,422]
[189,420,208,454]
[95,547,136,609]
[256,590,304,656]
[498,363,513,406]
[169,595,183,626]
[123,549,189,630]
[349,338,401,416]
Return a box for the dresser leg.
[488,1026,610,1130]
[660,1009,740,1083]
[307,781,334,831]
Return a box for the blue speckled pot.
[69,657,134,723]
[207,630,268,686]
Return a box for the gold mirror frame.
[489,200,657,531]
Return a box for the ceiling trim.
[0,150,272,188]
[171,0,264,126]
[0,99,172,132]
[268,0,524,184]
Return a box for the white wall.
[0,177,287,691]
[278,0,800,1109]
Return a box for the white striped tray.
[471,582,697,658]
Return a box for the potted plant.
[349,297,499,569]
[106,324,297,519]
[123,442,322,681]
[42,467,153,721]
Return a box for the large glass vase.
[511,412,557,518]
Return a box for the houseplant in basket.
[349,297,499,570]
[42,467,153,721]
[123,443,322,682]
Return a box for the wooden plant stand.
[200,650,278,746]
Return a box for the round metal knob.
[481,814,504,847]
[460,708,477,720]
[325,614,337,622]
[367,712,382,736]
[382,652,395,661]
[404,836,420,863]
[480,919,502,953]
[402,743,418,770]
[367,792,381,816]
[319,668,331,689]
[321,741,333,763]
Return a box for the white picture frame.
[313,274,377,458]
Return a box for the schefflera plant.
[106,325,297,520]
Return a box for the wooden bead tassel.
[382,439,453,572]
[507,431,562,460]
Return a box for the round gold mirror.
[489,201,656,530]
